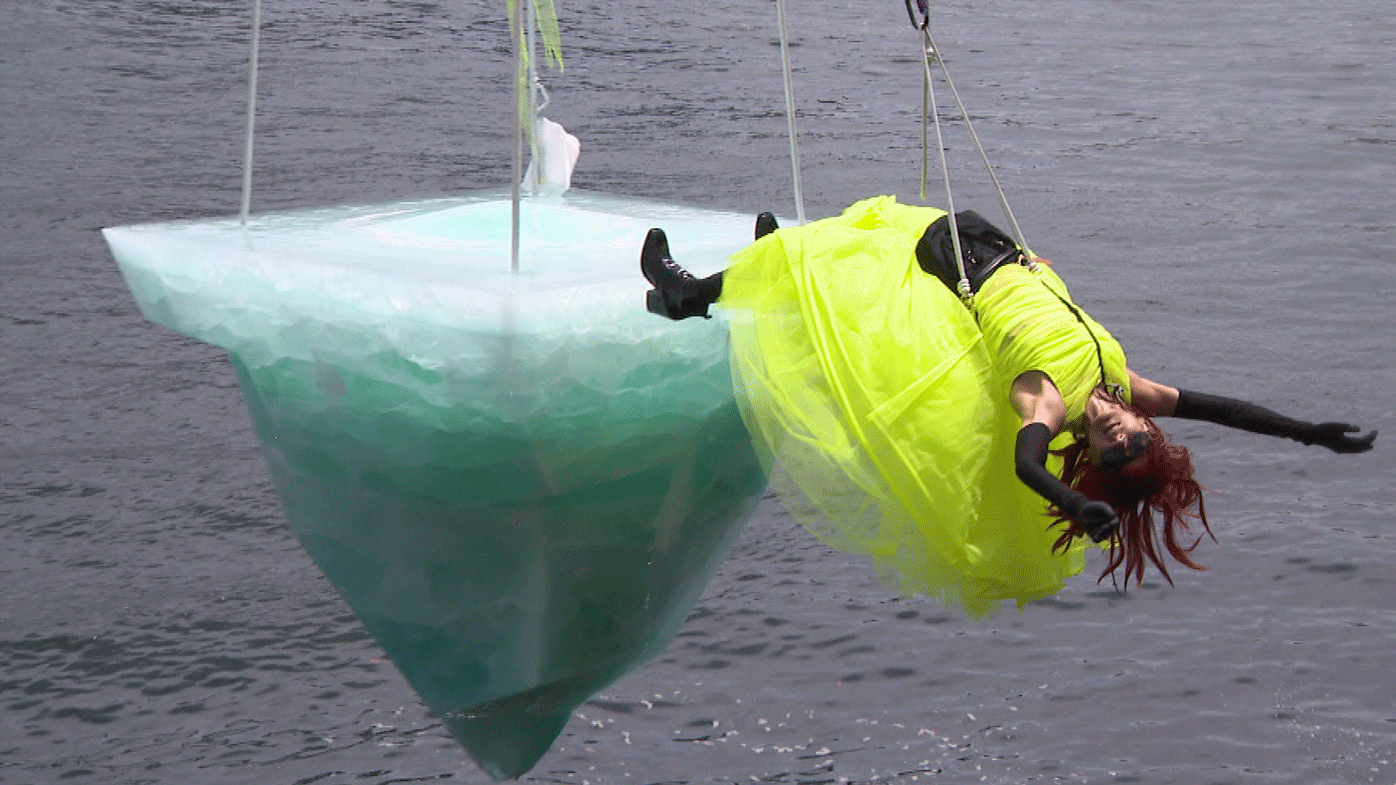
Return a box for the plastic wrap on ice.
[522,117,580,196]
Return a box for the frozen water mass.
[104,190,769,779]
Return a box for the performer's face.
[1086,403,1151,473]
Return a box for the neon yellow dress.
[720,196,1128,617]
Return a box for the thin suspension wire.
[775,0,806,224]
[524,0,536,193]
[919,32,967,297]
[510,0,525,273]
[918,38,931,202]
[918,22,1028,253]
[523,0,548,193]
[240,0,262,227]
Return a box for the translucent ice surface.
[104,190,768,779]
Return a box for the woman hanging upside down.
[640,196,1377,618]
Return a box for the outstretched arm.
[1010,372,1119,542]
[1125,370,1179,417]
[1126,370,1377,454]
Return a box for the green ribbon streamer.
[507,0,564,71]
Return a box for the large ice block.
[103,190,768,780]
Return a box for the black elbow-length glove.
[1172,389,1377,454]
[1014,423,1118,543]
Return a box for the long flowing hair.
[1050,412,1214,587]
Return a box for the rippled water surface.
[2,1,1394,783]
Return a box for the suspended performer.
[639,196,1376,618]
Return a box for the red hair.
[1051,413,1214,587]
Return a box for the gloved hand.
[1174,390,1378,455]
[1064,498,1119,543]
[1302,423,1378,454]
[1016,422,1121,543]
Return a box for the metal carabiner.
[903,0,929,30]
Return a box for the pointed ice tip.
[444,668,612,780]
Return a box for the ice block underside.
[104,190,768,779]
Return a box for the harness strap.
[1033,272,1116,394]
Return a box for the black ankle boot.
[641,228,711,320]
[755,212,779,240]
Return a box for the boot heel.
[645,288,668,318]
[645,287,712,320]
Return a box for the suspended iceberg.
[103,189,768,780]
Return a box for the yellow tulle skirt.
[720,197,1088,618]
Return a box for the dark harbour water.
[2,0,1394,783]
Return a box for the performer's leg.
[641,213,777,320]
[641,229,722,320]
